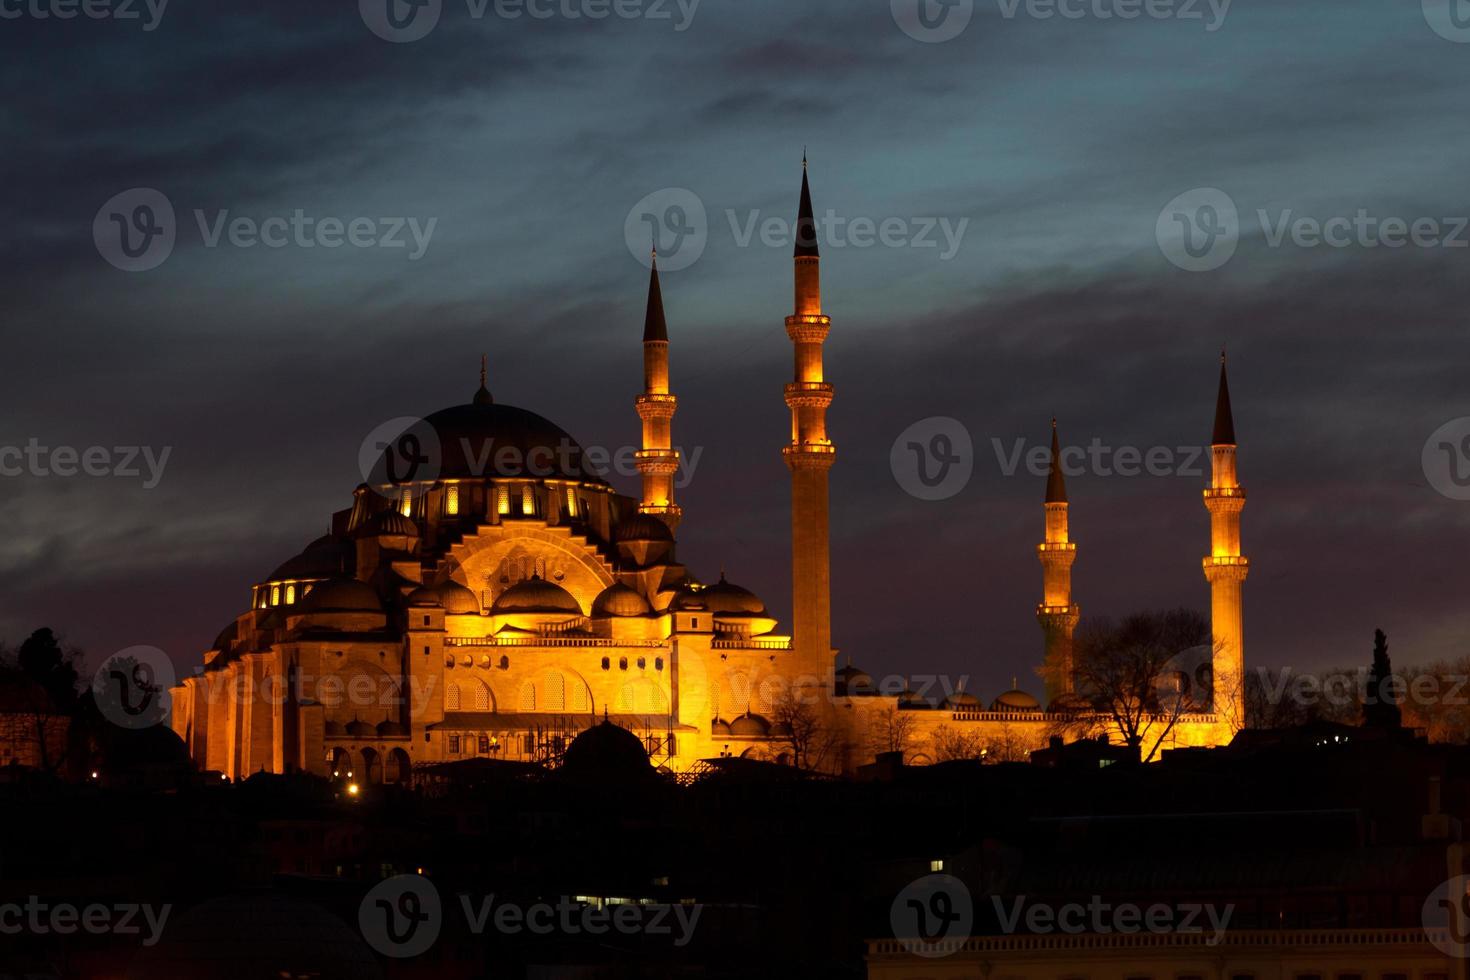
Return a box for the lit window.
[521,484,534,515]
[929,859,944,872]
[285,584,296,604]
[478,735,490,753]
[566,487,577,513]
[271,585,281,606]
[446,685,461,711]
[497,486,510,515]
[400,488,412,517]
[446,484,459,516]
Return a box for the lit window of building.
[446,484,459,516]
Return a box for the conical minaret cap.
[1045,418,1067,504]
[1212,352,1236,445]
[794,154,819,258]
[643,251,668,343]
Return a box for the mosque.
[168,163,1245,780]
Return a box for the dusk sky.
[3,0,1469,697]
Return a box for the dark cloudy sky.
[3,0,1469,698]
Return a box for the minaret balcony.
[783,443,836,470]
[1203,486,1246,499]
[1035,603,1080,618]
[784,382,834,409]
[785,316,830,343]
[1035,542,1076,554]
[636,395,677,421]
[634,449,680,475]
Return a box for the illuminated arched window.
[543,672,565,711]
[566,487,577,515]
[570,682,589,713]
[271,585,281,606]
[285,584,296,604]
[518,683,536,711]
[445,685,461,711]
[474,682,490,711]
[497,486,510,515]
[521,484,535,515]
[399,488,413,517]
[446,484,459,516]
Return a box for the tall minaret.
[1037,419,1079,703]
[1203,352,1247,731]
[635,250,681,532]
[783,155,835,684]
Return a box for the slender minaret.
[1203,352,1247,731]
[635,249,681,533]
[783,155,835,685]
[1037,419,1079,703]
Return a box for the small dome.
[299,577,382,613]
[376,720,408,738]
[324,721,345,737]
[729,713,770,737]
[711,719,732,736]
[561,719,651,775]
[592,582,651,617]
[406,586,442,607]
[492,576,581,615]
[945,691,983,709]
[991,688,1041,712]
[265,534,350,581]
[345,720,375,738]
[612,514,674,543]
[358,509,419,538]
[836,663,874,695]
[897,686,932,709]
[434,580,481,615]
[676,574,766,615]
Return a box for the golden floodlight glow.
[346,782,360,796]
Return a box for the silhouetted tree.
[0,628,81,773]
[1363,628,1403,730]
[864,705,918,760]
[1061,608,1214,762]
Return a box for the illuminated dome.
[433,580,481,615]
[674,574,765,615]
[396,398,609,486]
[592,582,651,617]
[711,719,732,736]
[491,576,581,615]
[613,513,674,542]
[945,690,982,709]
[299,577,381,613]
[406,586,441,607]
[991,688,1041,712]
[729,713,771,737]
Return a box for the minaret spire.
[1203,352,1247,734]
[635,255,680,531]
[1037,418,1078,702]
[473,354,493,405]
[784,154,836,690]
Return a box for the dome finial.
[473,354,494,406]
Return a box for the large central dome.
[390,397,609,486]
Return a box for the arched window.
[601,657,610,671]
[474,682,491,711]
[446,484,459,516]
[543,672,566,711]
[518,683,536,711]
[445,685,461,711]
[570,682,590,713]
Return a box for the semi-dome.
[376,720,408,737]
[434,580,481,615]
[382,398,609,486]
[612,513,674,542]
[299,577,381,613]
[491,576,581,615]
[345,719,375,738]
[729,712,771,737]
[592,582,651,617]
[265,534,350,581]
[991,687,1041,712]
[711,719,732,736]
